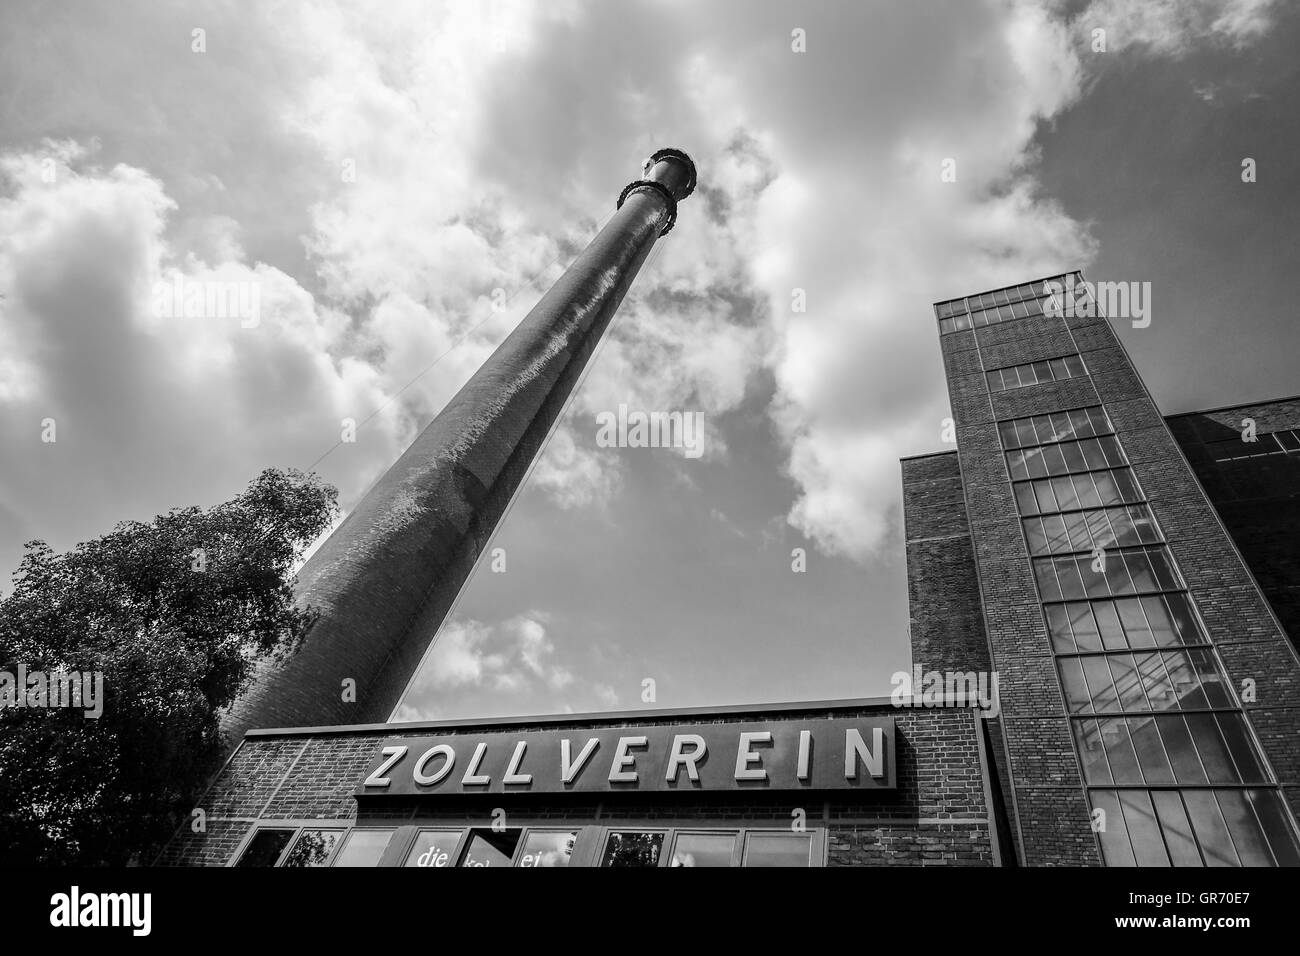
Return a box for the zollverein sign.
[356,717,895,796]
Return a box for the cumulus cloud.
[0,0,1283,592]
[1072,0,1280,55]
[394,613,581,719]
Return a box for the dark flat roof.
[244,695,905,739]
[1163,393,1300,419]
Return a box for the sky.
[1,0,1296,722]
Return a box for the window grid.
[1008,435,1127,481]
[1023,503,1163,557]
[1013,466,1144,516]
[999,405,1114,450]
[935,275,1082,334]
[1207,428,1300,462]
[1002,412,1296,865]
[987,354,1087,393]
[1090,787,1300,867]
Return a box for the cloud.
[405,613,576,697]
[0,140,406,584]
[1073,0,1280,55]
[0,0,1285,590]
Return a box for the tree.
[0,468,337,866]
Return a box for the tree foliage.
[0,468,337,865]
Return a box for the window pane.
[1060,442,1088,473]
[743,833,814,867]
[332,829,394,868]
[404,830,462,868]
[1034,560,1062,601]
[281,829,344,868]
[1183,791,1242,867]
[1024,518,1049,555]
[1015,483,1039,516]
[1079,438,1108,469]
[1069,602,1103,651]
[1183,714,1239,784]
[1134,652,1177,711]
[1048,476,1075,512]
[1032,361,1052,384]
[1108,653,1153,711]
[1164,593,1201,643]
[1067,408,1093,439]
[1091,791,1135,865]
[1059,658,1091,712]
[235,829,295,868]
[1155,715,1208,784]
[1015,419,1038,448]
[517,830,579,868]
[1093,600,1126,649]
[1075,474,1104,509]
[988,369,1005,392]
[1141,596,1181,647]
[1046,514,1073,553]
[1082,554,1113,597]
[1046,604,1076,652]
[1062,511,1091,552]
[1151,791,1203,866]
[1099,435,1127,466]
[459,829,522,867]
[1113,468,1141,502]
[1082,657,1121,712]
[1215,713,1266,782]
[1213,790,1274,866]
[1056,556,1089,599]
[1074,719,1112,784]
[601,831,664,868]
[1148,549,1181,590]
[1128,714,1175,784]
[1006,450,1029,481]
[1119,790,1171,865]
[1065,354,1087,377]
[1119,551,1155,594]
[1049,357,1070,381]
[1097,717,1142,783]
[670,833,737,867]
[1248,790,1300,866]
[1116,598,1154,647]
[1042,445,1068,475]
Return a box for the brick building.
[162,271,1300,867]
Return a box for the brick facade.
[160,702,998,867]
[935,275,1300,864]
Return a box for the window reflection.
[743,832,814,867]
[404,829,462,868]
[235,828,295,867]
[459,828,521,867]
[280,829,343,868]
[517,830,578,868]
[601,831,664,867]
[670,833,736,867]
[1092,788,1300,867]
[332,828,394,867]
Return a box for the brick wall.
[160,703,997,867]
[937,281,1300,863]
